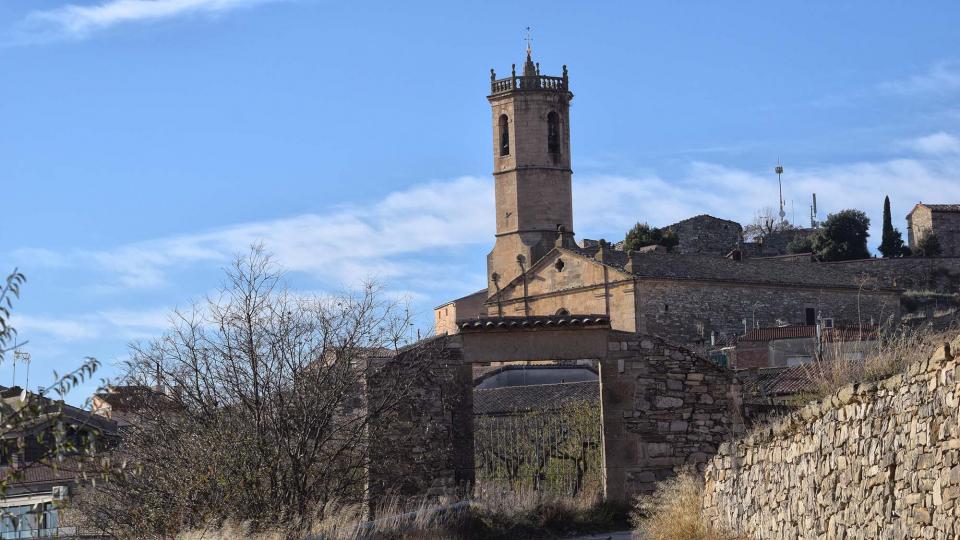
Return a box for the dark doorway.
[805,307,816,326]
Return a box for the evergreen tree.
[624,222,680,252]
[810,209,871,261]
[878,196,906,257]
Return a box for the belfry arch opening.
[547,111,560,154]
[499,114,510,156]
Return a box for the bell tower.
[486,47,575,297]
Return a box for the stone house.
[665,214,742,256]
[907,203,960,256]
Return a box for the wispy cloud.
[11,307,174,343]
[880,61,960,95]
[14,176,493,291]
[14,142,960,300]
[900,132,960,156]
[17,0,278,41]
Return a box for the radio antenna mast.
[810,193,818,228]
[775,159,786,224]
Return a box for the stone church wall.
[600,332,743,500]
[637,279,900,346]
[702,336,960,540]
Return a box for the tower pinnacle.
[523,27,536,76]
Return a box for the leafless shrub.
[631,474,743,540]
[800,324,959,400]
[72,247,439,539]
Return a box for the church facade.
[435,51,902,348]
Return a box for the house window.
[499,114,510,156]
[547,111,560,154]
[805,307,816,326]
[556,308,570,316]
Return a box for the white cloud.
[19,176,492,291]
[575,156,960,244]
[11,314,100,341]
[19,0,278,40]
[901,132,960,156]
[13,149,960,301]
[880,61,960,95]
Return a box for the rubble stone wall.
[702,336,960,540]
[637,279,900,346]
[601,332,744,500]
[366,337,474,508]
[825,257,960,293]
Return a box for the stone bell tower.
[486,46,575,297]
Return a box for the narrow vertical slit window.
[499,114,510,156]
[547,111,560,154]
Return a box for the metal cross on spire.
[525,26,532,58]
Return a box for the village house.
[907,203,960,256]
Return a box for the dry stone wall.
[702,335,960,540]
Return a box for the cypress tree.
[879,196,905,257]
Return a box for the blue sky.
[3,0,960,402]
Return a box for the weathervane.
[525,26,532,57]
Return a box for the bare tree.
[743,206,796,241]
[72,247,438,539]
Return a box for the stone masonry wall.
[825,257,960,293]
[366,337,474,509]
[638,279,900,347]
[601,332,744,501]
[702,335,960,540]
[931,212,960,257]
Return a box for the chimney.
[624,250,636,273]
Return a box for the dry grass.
[175,485,627,540]
[799,325,959,401]
[631,474,743,540]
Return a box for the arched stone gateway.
[365,314,745,508]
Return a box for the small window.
[556,308,570,316]
[499,114,510,156]
[664,304,669,313]
[554,258,565,272]
[547,111,560,154]
[805,307,816,326]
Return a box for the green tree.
[787,233,814,254]
[916,233,943,257]
[810,210,871,261]
[878,196,906,258]
[624,222,679,252]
